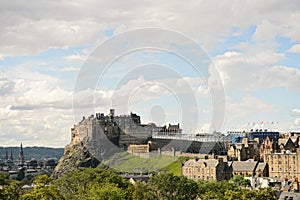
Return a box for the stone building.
[267,149,300,180]
[182,158,232,181]
[231,160,267,177]
[259,136,277,162]
[227,138,260,161]
[127,144,150,154]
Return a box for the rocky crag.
[52,142,100,179]
[52,110,152,178]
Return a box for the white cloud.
[224,95,279,126]
[1,1,300,57]
[294,118,300,126]
[212,50,300,92]
[287,44,300,53]
[0,74,15,96]
[291,109,300,116]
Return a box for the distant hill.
[0,146,64,161]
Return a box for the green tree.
[21,174,64,200]
[198,179,235,199]
[255,187,277,200]
[54,168,132,200]
[0,173,9,185]
[86,183,127,200]
[148,173,198,200]
[231,175,251,187]
[132,181,156,200]
[21,185,64,200]
[0,180,23,200]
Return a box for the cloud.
[0,74,15,96]
[224,95,279,126]
[291,109,300,116]
[295,118,300,126]
[287,44,300,53]
[1,1,300,57]
[212,51,300,91]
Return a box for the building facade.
[267,149,300,180]
[182,158,232,181]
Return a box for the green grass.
[102,152,180,174]
[161,156,186,176]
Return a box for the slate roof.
[232,161,258,172]
[279,191,300,200]
[255,162,266,172]
[183,159,219,167]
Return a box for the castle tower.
[18,142,25,166]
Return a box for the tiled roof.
[255,162,266,172]
[183,159,219,167]
[232,161,258,172]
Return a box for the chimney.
[218,157,224,163]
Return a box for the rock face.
[52,142,100,179]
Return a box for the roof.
[279,191,300,200]
[255,162,266,172]
[232,161,258,172]
[183,159,219,167]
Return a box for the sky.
[1,0,300,147]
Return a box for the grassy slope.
[102,153,181,174]
[161,156,186,176]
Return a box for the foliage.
[54,168,132,200]
[148,173,198,200]
[0,169,278,200]
[230,175,251,187]
[198,180,235,200]
[0,172,10,185]
[0,180,23,200]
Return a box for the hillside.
[0,146,64,161]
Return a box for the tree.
[198,179,235,198]
[0,180,23,200]
[0,173,9,185]
[54,168,132,200]
[255,188,277,200]
[86,183,127,200]
[230,175,251,187]
[132,181,156,200]
[148,173,198,200]
[21,185,64,200]
[21,174,64,200]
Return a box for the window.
[271,168,274,171]
[202,169,204,174]
[198,167,200,173]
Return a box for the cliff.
[52,142,100,179]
